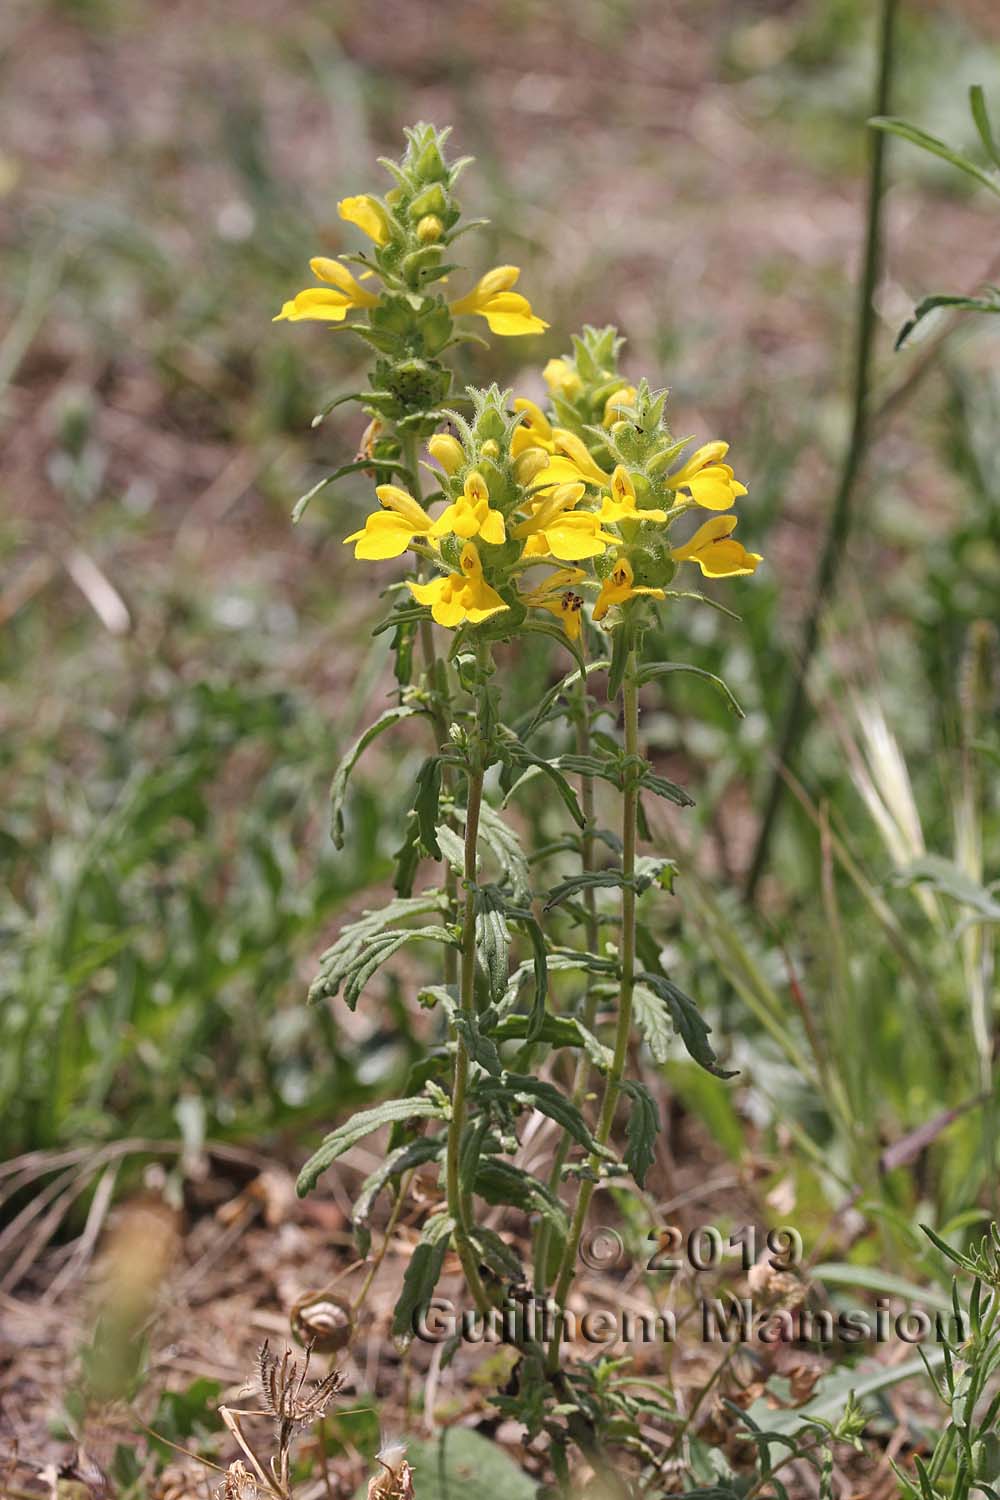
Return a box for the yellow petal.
[479,509,506,545]
[670,515,737,560]
[273,288,351,323]
[338,195,391,246]
[543,357,583,399]
[552,430,610,486]
[477,292,548,337]
[375,484,434,530]
[409,576,448,607]
[346,511,419,560]
[309,257,367,294]
[513,398,553,446]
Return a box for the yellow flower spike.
[274,259,380,323]
[513,482,618,562]
[511,398,555,458]
[408,541,508,628]
[449,265,549,336]
[543,357,583,401]
[343,484,435,560]
[427,433,465,475]
[666,441,748,511]
[602,384,637,427]
[430,471,506,546]
[338,195,392,246]
[592,556,665,621]
[670,515,763,578]
[598,465,667,526]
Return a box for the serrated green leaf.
[477,1073,606,1154]
[391,1211,454,1338]
[474,1159,569,1239]
[619,1079,659,1187]
[309,894,453,1009]
[636,971,735,1078]
[297,1096,446,1196]
[632,982,673,1065]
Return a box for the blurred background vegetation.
[2,0,1000,1293]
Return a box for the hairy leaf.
[636,971,736,1078]
[620,1079,659,1187]
[297,1096,446,1196]
[391,1211,454,1337]
[636,660,744,717]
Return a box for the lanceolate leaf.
[970,84,1000,169]
[308,893,452,1008]
[352,1136,444,1254]
[292,458,412,522]
[543,855,677,911]
[636,971,736,1078]
[474,884,510,1005]
[329,706,422,848]
[474,1159,570,1239]
[477,1073,607,1154]
[620,1079,659,1187]
[297,1096,447,1196]
[636,661,744,717]
[894,288,1000,350]
[632,982,673,1065]
[391,1211,454,1338]
[869,115,1000,198]
[500,738,585,828]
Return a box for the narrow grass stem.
[745,0,899,899]
[546,646,640,1371]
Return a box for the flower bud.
[514,447,549,484]
[427,433,464,474]
[543,357,582,400]
[410,183,447,219]
[480,438,500,460]
[416,214,444,244]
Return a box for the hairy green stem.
[534,647,601,1292]
[745,0,899,900]
[444,642,491,1317]
[546,646,640,1370]
[401,430,458,991]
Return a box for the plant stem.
[534,645,601,1291]
[444,641,491,1317]
[401,430,457,991]
[745,0,899,900]
[546,646,640,1371]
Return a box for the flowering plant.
[277,123,760,1466]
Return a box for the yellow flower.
[338,195,392,246]
[513,447,551,486]
[343,484,434,560]
[543,357,583,401]
[430,471,506,545]
[408,542,508,628]
[427,433,465,475]
[670,515,762,578]
[598,466,667,526]
[602,384,637,427]
[666,441,748,511]
[592,556,665,621]
[511,397,556,458]
[530,429,610,491]
[274,258,380,323]
[513,483,618,562]
[449,266,548,336]
[521,568,586,641]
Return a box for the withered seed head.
[256,1340,344,1428]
